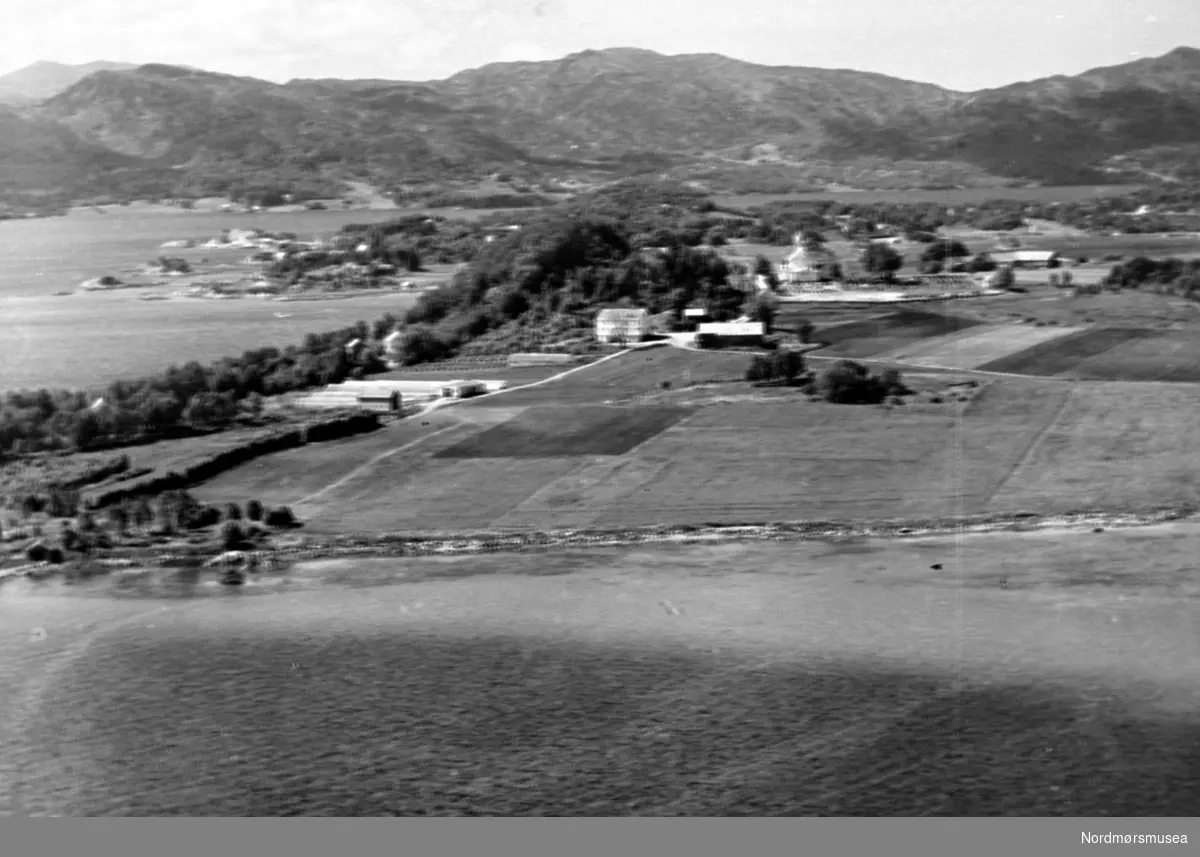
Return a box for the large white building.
[595,308,650,344]
[697,320,765,347]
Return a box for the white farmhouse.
[595,308,650,344]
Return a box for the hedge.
[86,412,380,508]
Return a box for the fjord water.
[0,207,415,391]
[2,532,1198,816]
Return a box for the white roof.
[596,308,648,321]
[698,321,765,336]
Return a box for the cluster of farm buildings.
[294,230,1068,413]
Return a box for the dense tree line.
[1101,257,1200,298]
[0,324,391,457]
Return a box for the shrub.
[817,360,889,405]
[265,506,298,528]
[224,502,243,521]
[26,542,48,563]
[246,500,264,521]
[47,547,64,564]
[878,368,911,397]
[219,521,245,550]
[60,527,81,552]
[745,353,776,383]
[187,506,222,529]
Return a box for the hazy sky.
[2,0,1196,91]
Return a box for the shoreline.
[5,506,1194,592]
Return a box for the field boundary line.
[292,347,660,512]
[292,417,475,510]
[872,325,990,363]
[432,343,665,412]
[980,384,1076,509]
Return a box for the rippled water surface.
[2,529,1199,816]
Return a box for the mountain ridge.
[4,45,1200,208]
[0,60,138,103]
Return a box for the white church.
[778,233,839,285]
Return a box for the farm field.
[185,345,1195,537]
[975,327,1157,376]
[988,383,1200,512]
[1067,331,1200,382]
[434,405,693,459]
[457,347,750,408]
[5,524,1200,815]
[189,410,483,510]
[811,309,988,357]
[811,308,985,360]
[371,364,568,384]
[884,324,1087,370]
[968,288,1200,328]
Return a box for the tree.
[746,291,779,334]
[218,521,245,550]
[753,255,780,290]
[818,360,889,405]
[795,318,816,344]
[991,265,1017,291]
[968,253,997,273]
[265,506,298,528]
[106,506,128,536]
[772,349,806,385]
[224,502,243,521]
[246,500,264,522]
[134,497,155,532]
[919,240,969,266]
[745,354,777,383]
[861,244,903,282]
[183,392,238,429]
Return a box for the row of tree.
[1101,257,1200,297]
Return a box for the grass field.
[372,365,568,384]
[5,525,1200,815]
[434,405,692,459]
[975,327,1157,376]
[884,324,1088,370]
[182,343,1196,537]
[969,288,1200,328]
[459,348,750,408]
[812,308,983,359]
[189,411,476,509]
[1067,331,1200,382]
[989,383,1200,512]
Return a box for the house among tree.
[595,308,650,344]
[779,233,839,284]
